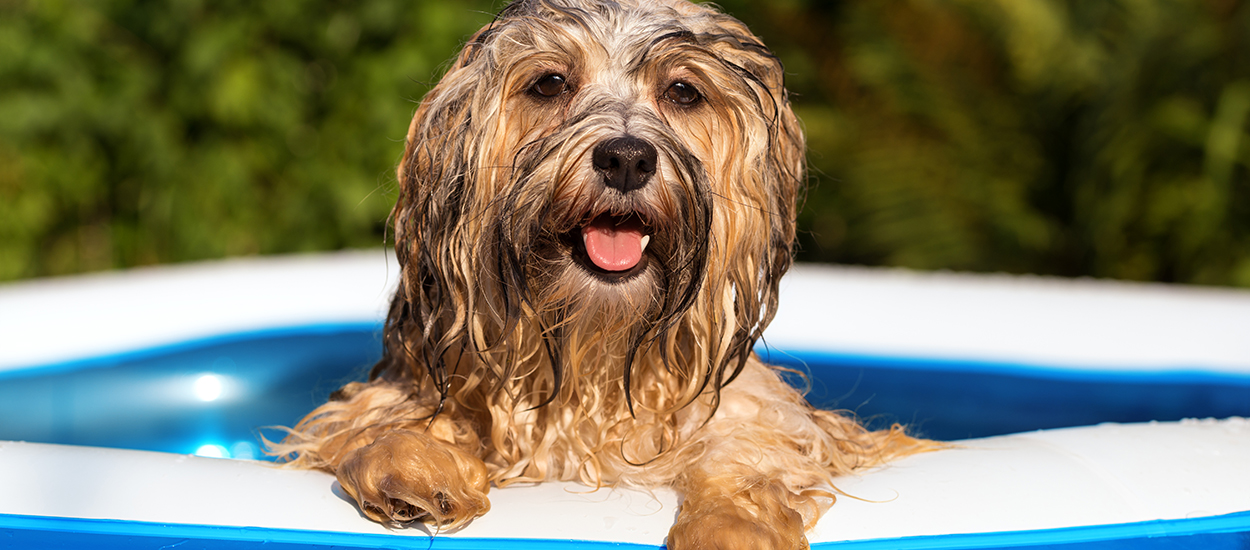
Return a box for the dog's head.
[380,0,804,413]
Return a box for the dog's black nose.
[593,136,657,193]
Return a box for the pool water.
[2,324,1248,458]
[0,325,380,459]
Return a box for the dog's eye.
[531,74,569,98]
[663,81,701,106]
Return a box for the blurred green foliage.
[0,0,497,279]
[2,0,1248,286]
[724,0,1250,286]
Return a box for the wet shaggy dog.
[273,0,927,547]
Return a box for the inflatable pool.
[1,251,1248,548]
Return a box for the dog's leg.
[276,381,490,528]
[664,396,821,550]
[668,470,809,550]
[664,361,927,549]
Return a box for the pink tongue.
[581,217,644,271]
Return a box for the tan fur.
[270,0,935,547]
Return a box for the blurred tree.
[0,0,495,279]
[1,0,1248,287]
[719,0,1250,286]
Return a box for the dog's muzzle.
[577,136,659,273]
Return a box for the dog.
[272,0,928,547]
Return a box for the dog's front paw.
[668,493,807,550]
[335,430,490,529]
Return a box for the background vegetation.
[2,0,1248,286]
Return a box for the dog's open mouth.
[568,213,653,277]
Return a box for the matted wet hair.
[369,0,803,421]
[273,0,927,539]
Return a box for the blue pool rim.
[2,510,1248,549]
[4,324,1250,548]
[6,322,1250,388]
[754,345,1250,388]
[0,322,385,381]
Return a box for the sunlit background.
[1,1,1249,459]
[2,0,1248,286]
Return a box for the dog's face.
[384,0,803,409]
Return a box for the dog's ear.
[372,34,496,398]
[709,14,805,276]
[753,46,805,348]
[694,14,806,395]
